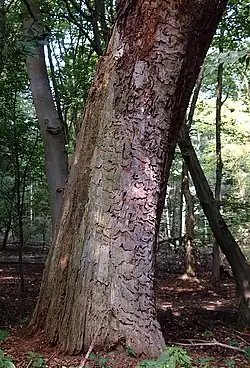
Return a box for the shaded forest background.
[0,0,249,274]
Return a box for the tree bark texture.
[179,127,250,328]
[30,0,227,356]
[23,0,68,233]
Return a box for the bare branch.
[187,64,205,129]
[169,339,245,353]
[59,11,102,55]
[79,315,106,367]
[221,89,230,105]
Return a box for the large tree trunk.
[30,0,227,356]
[179,126,250,328]
[23,0,68,232]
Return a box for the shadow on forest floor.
[156,274,238,340]
[0,248,249,367]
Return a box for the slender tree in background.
[56,0,111,55]
[181,65,205,277]
[169,178,181,242]
[30,0,227,356]
[212,43,224,281]
[23,0,69,233]
[179,126,250,328]
[182,166,196,277]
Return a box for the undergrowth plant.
[226,359,237,368]
[0,349,15,368]
[0,331,9,343]
[0,332,15,368]
[137,347,191,368]
[199,357,215,367]
[87,352,115,367]
[27,351,48,368]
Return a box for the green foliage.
[243,347,250,360]
[95,355,109,367]
[137,347,191,368]
[0,0,51,247]
[218,50,249,65]
[125,345,137,357]
[189,98,250,251]
[88,352,96,361]
[226,359,237,368]
[27,351,48,368]
[0,331,9,343]
[199,357,214,367]
[201,330,213,339]
[228,339,240,347]
[0,349,15,368]
[85,352,114,367]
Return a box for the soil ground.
[0,248,250,367]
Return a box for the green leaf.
[202,330,213,338]
[137,360,158,368]
[4,362,15,368]
[95,355,108,366]
[88,352,96,361]
[226,358,236,368]
[125,345,137,357]
[229,339,240,347]
[0,331,9,342]
[199,357,215,367]
[243,347,250,360]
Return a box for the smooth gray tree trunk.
[23,0,68,233]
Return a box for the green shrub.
[0,331,9,343]
[137,347,191,368]
[199,357,214,367]
[0,349,15,368]
[27,351,48,368]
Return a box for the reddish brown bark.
[30,0,227,356]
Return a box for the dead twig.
[169,338,245,353]
[234,330,250,337]
[233,334,250,346]
[46,351,58,364]
[79,315,106,368]
[180,338,214,343]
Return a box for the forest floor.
[0,247,250,367]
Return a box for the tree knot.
[44,119,61,135]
